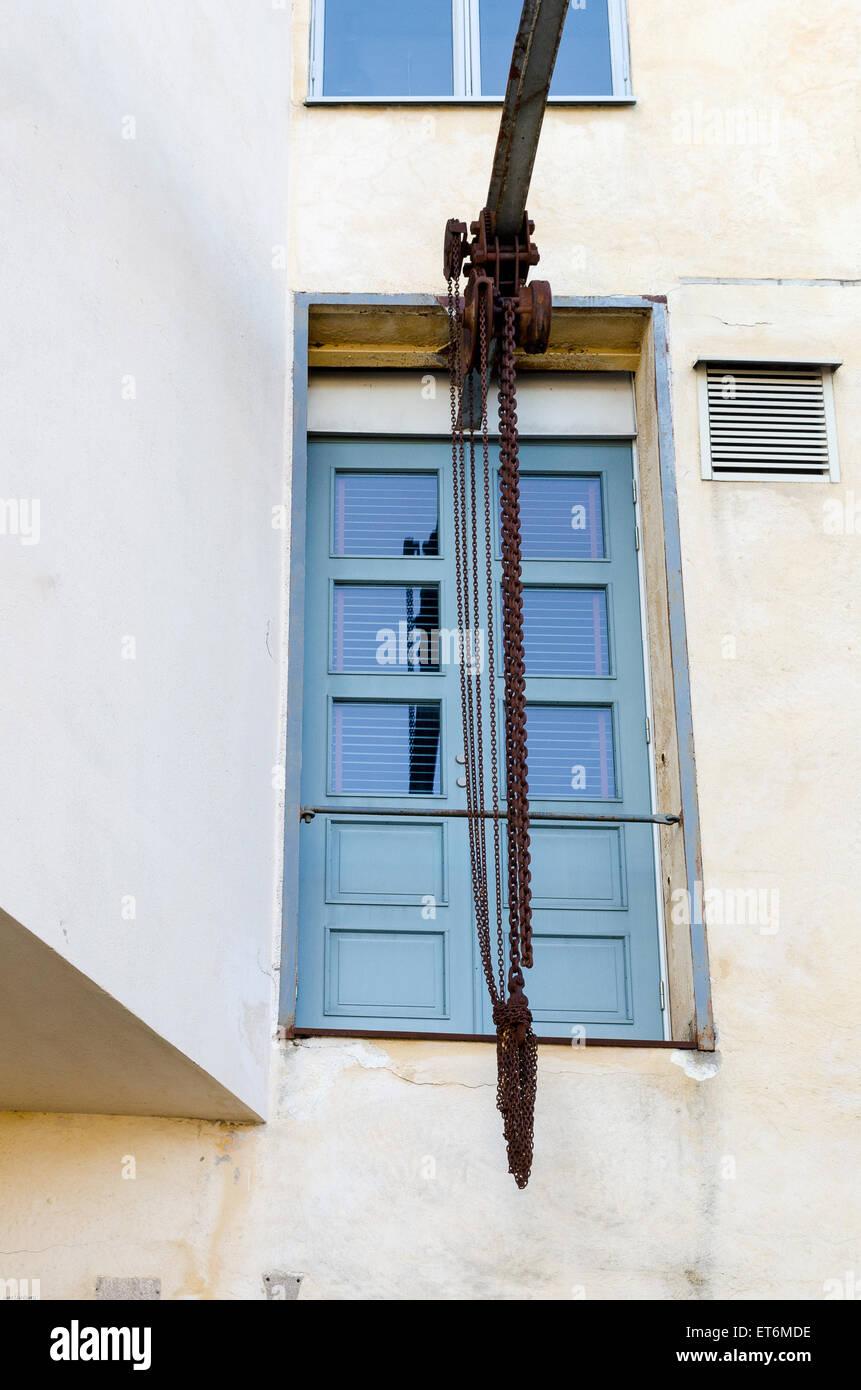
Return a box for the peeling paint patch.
[280,1038,390,1122]
[671,1049,722,1081]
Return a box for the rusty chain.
[448,281,537,1190]
[494,296,537,1189]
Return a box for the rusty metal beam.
[486,0,570,239]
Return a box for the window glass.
[332,584,441,672]
[331,701,442,795]
[526,705,616,799]
[323,0,454,97]
[333,472,439,557]
[479,0,614,97]
[522,588,610,676]
[515,474,604,559]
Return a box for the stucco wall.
[0,1028,856,1300]
[1,0,860,1299]
[288,0,859,293]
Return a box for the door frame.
[279,293,714,1051]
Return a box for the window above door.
[308,0,633,103]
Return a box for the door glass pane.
[479,0,613,97]
[522,588,610,675]
[516,474,604,559]
[332,584,441,672]
[526,705,616,798]
[331,701,442,795]
[334,472,439,557]
[323,0,454,97]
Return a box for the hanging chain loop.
[448,279,537,1189]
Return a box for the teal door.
[296,436,664,1039]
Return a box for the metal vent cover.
[698,362,840,481]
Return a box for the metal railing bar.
[300,806,680,826]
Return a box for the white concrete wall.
[0,0,291,1115]
[1,0,860,1300]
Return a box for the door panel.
[298,438,475,1033]
[297,436,664,1038]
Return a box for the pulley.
[444,210,552,375]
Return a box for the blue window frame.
[296,437,665,1040]
[281,297,716,1054]
[310,0,632,101]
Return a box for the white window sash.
[452,0,473,98]
[606,0,633,98]
[464,0,482,98]
[309,0,632,101]
[309,0,325,99]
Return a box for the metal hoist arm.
[486,0,571,240]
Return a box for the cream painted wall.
[288,0,859,293]
[0,1031,857,1300]
[1,1,860,1299]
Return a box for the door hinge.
[632,479,638,504]
[645,716,651,744]
[634,525,640,551]
[660,980,666,1011]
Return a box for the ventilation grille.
[702,364,835,479]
